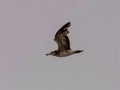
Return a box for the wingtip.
[74,50,84,53]
[66,21,71,26]
[67,21,71,24]
[63,22,71,28]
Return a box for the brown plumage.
[54,22,71,51]
[46,22,83,57]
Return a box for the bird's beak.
[46,54,49,56]
[46,53,51,56]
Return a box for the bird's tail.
[73,50,84,53]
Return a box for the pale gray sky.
[0,0,120,90]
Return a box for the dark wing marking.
[54,22,71,51]
[55,22,71,37]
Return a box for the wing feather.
[54,22,71,51]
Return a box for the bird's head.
[46,51,58,56]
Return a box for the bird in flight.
[46,22,83,57]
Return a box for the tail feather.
[74,50,84,53]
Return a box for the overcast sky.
[0,0,120,90]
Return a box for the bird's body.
[46,50,82,57]
[46,22,83,57]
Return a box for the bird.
[46,22,83,57]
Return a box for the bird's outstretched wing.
[54,22,71,51]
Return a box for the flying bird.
[46,22,83,57]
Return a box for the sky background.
[0,0,120,90]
